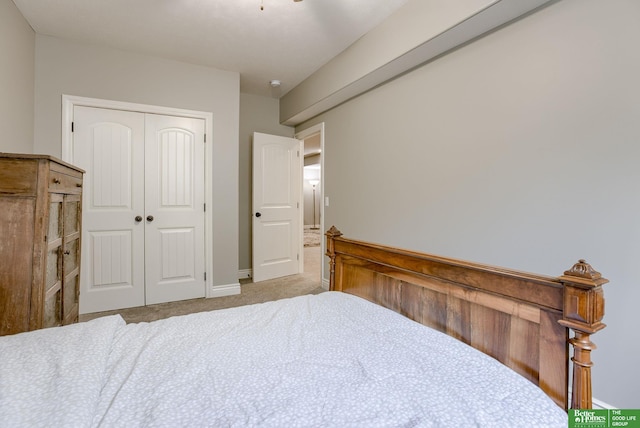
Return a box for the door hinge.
[297,202,299,209]
[297,150,300,157]
[71,122,74,132]
[204,133,206,143]
[297,253,299,261]
[204,272,207,281]
[204,203,206,212]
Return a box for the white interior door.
[252,132,302,282]
[74,107,206,313]
[144,114,206,305]
[74,106,146,313]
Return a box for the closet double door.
[74,106,206,314]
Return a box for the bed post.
[325,226,343,291]
[558,260,608,410]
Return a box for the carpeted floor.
[304,226,321,247]
[79,246,324,324]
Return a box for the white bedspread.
[0,292,567,427]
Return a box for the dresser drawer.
[50,171,83,194]
[0,158,38,195]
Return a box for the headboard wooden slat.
[329,234,564,310]
[326,226,607,410]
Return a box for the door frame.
[61,95,218,298]
[295,123,326,288]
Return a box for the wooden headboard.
[326,226,608,410]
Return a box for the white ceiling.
[13,0,410,98]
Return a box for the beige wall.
[299,0,640,408]
[0,0,34,153]
[238,93,294,272]
[34,35,241,290]
[280,0,551,125]
[303,154,321,226]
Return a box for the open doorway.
[296,124,325,286]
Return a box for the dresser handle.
[76,183,82,188]
[53,178,61,184]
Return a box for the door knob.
[135,216,143,222]
[146,215,154,222]
[255,212,262,218]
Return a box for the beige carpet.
[304,226,321,247]
[79,246,324,324]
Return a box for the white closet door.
[75,107,206,313]
[74,106,146,313]
[144,114,206,305]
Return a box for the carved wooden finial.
[563,259,603,282]
[559,259,607,333]
[325,226,343,259]
[325,226,343,239]
[325,226,343,291]
[558,260,609,410]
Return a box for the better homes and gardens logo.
[569,409,640,428]
[571,410,607,427]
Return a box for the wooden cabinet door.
[43,193,64,329]
[43,193,82,328]
[62,194,81,325]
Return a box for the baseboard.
[207,283,241,298]
[239,269,327,289]
[568,388,617,409]
[592,396,616,410]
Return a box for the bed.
[0,227,607,427]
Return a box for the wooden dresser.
[0,153,84,336]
